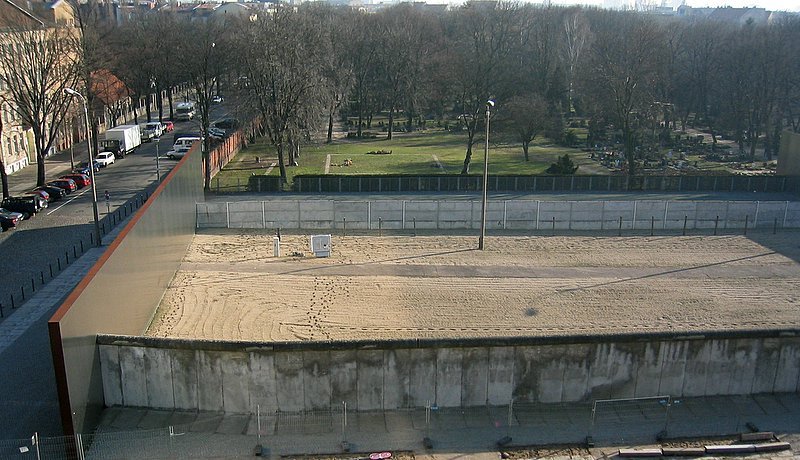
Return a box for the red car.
[60,173,91,188]
[47,178,77,194]
[25,189,51,202]
[163,121,174,132]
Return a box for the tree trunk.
[145,96,152,123]
[387,107,394,140]
[167,87,175,121]
[522,141,530,162]
[0,120,7,199]
[276,144,287,184]
[327,112,334,143]
[157,86,164,121]
[461,129,476,175]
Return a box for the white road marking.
[46,187,91,215]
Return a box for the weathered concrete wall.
[98,332,800,413]
[778,131,800,176]
[197,199,800,231]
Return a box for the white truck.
[100,125,142,159]
[175,102,196,121]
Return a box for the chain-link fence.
[1,395,792,459]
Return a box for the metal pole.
[155,138,161,181]
[479,100,493,250]
[66,88,102,247]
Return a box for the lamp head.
[64,87,79,96]
[486,99,495,108]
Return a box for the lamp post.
[479,99,494,250]
[155,136,161,181]
[64,87,101,247]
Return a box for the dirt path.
[145,232,800,342]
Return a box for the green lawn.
[212,129,600,191]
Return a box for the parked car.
[25,189,50,202]
[96,152,115,167]
[75,160,101,175]
[166,147,190,160]
[208,127,226,138]
[2,196,45,215]
[35,185,66,201]
[0,208,24,231]
[162,121,174,133]
[46,178,77,194]
[213,118,239,131]
[211,95,224,104]
[60,173,91,189]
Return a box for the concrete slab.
[137,410,172,429]
[217,414,250,435]
[167,410,197,429]
[190,413,223,432]
[108,408,147,429]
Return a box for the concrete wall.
[197,199,800,231]
[49,147,204,435]
[779,131,800,176]
[97,332,800,413]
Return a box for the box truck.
[99,125,142,159]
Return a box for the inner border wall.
[291,174,800,194]
[48,146,204,436]
[197,199,800,231]
[96,331,800,413]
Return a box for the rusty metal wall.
[48,146,204,436]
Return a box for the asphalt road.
[0,107,227,441]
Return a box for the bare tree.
[240,7,328,184]
[0,23,78,187]
[561,8,591,115]
[583,11,663,179]
[448,1,522,174]
[502,93,551,161]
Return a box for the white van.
[173,137,201,151]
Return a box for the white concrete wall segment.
[221,352,250,413]
[407,348,436,407]
[357,350,384,410]
[198,351,224,411]
[228,201,265,229]
[144,347,175,409]
[170,349,198,410]
[274,352,304,411]
[403,201,439,230]
[119,346,147,407]
[299,201,335,230]
[774,337,800,392]
[200,199,800,231]
[329,350,357,409]
[302,351,332,410]
[487,347,514,405]
[383,349,407,408]
[435,348,463,406]
[263,200,302,229]
[370,202,404,230]
[461,347,489,406]
[197,202,228,228]
[504,201,537,230]
[656,341,688,396]
[99,345,122,407]
[633,342,662,398]
[99,333,800,413]
[249,351,278,413]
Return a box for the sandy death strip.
[145,231,800,342]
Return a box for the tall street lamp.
[64,87,101,247]
[155,135,161,182]
[479,99,494,250]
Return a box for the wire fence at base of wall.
[0,395,776,459]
